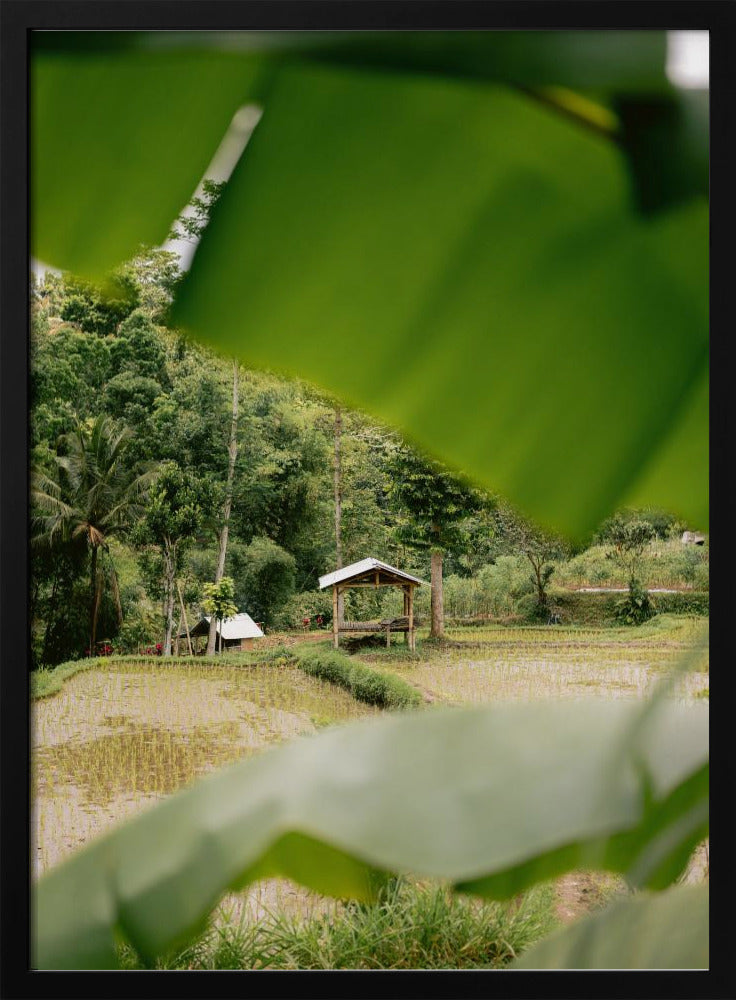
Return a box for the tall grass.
[320,541,710,624]
[118,877,558,970]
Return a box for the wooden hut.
[177,613,264,653]
[319,557,425,651]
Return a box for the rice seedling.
[31,658,380,878]
[364,617,708,706]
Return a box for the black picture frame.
[1,3,733,998]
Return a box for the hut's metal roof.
[178,613,264,640]
[319,557,425,589]
[214,613,264,639]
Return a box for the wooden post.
[408,585,415,652]
[177,581,194,657]
[333,585,339,649]
[403,587,410,645]
[386,624,391,648]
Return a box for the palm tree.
[32,415,154,654]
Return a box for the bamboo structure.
[319,558,424,652]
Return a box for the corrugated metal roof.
[206,613,264,639]
[319,557,425,589]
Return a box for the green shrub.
[293,646,422,710]
[542,590,620,626]
[516,594,555,624]
[692,561,709,592]
[115,604,164,653]
[533,589,709,627]
[272,590,334,629]
[595,507,682,543]
[420,557,530,621]
[556,546,614,587]
[651,591,709,616]
[614,580,654,626]
[669,545,702,584]
[556,539,709,590]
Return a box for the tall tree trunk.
[89,544,100,653]
[430,548,444,639]
[177,580,194,656]
[163,544,176,655]
[42,562,62,665]
[207,362,239,654]
[106,549,123,626]
[334,405,344,625]
[527,554,546,607]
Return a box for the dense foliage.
[30,258,708,667]
[31,260,420,665]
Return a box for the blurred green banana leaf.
[31,47,265,278]
[33,29,672,91]
[35,698,707,969]
[34,30,688,281]
[32,31,708,537]
[173,62,707,538]
[513,882,708,969]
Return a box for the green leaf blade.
[174,63,707,536]
[31,47,264,277]
[512,883,708,969]
[34,699,708,969]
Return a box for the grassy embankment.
[32,641,421,708]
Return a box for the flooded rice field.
[32,617,707,926]
[32,659,380,920]
[365,618,709,706]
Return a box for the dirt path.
[554,840,708,926]
[554,871,624,924]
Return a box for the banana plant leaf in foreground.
[34,698,708,969]
[172,66,707,539]
[32,31,708,538]
[32,30,698,277]
[513,882,708,970]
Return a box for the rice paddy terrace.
[32,615,708,930]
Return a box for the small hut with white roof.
[319,557,425,651]
[177,612,264,653]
